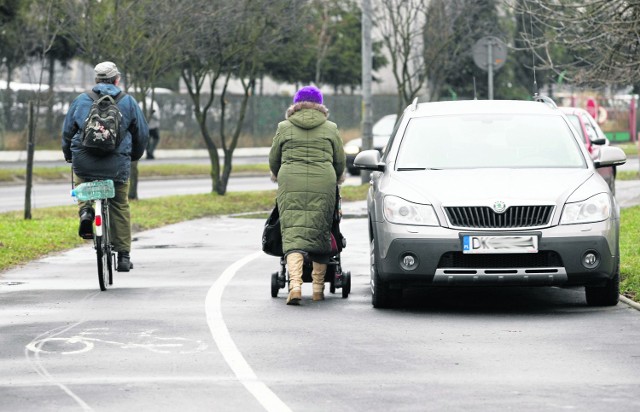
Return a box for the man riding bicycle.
[62,61,149,272]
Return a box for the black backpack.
[81,91,126,155]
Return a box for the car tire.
[370,238,400,308]
[585,257,620,306]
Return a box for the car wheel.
[585,256,620,306]
[370,238,400,308]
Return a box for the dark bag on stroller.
[262,204,284,257]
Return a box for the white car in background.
[345,114,397,175]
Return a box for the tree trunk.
[197,119,221,194]
[25,101,36,220]
[46,55,55,134]
[4,65,13,131]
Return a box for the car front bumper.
[373,221,619,287]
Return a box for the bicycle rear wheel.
[103,202,114,286]
[94,200,112,291]
[96,235,109,291]
[107,244,114,285]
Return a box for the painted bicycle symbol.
[26,328,208,355]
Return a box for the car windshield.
[396,113,586,169]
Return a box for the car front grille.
[445,205,554,229]
[437,251,563,269]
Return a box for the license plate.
[462,235,538,254]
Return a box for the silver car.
[354,99,627,308]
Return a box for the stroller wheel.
[271,272,280,298]
[342,271,351,298]
[330,278,336,294]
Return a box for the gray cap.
[94,61,120,79]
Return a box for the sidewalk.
[0,148,271,162]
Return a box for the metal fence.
[0,89,399,146]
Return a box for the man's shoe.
[78,208,94,239]
[117,252,133,272]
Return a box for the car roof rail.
[533,93,558,109]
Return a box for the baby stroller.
[269,187,351,299]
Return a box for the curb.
[620,295,640,311]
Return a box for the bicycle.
[72,179,116,291]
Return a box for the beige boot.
[286,253,304,305]
[311,261,327,301]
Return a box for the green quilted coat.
[269,102,346,256]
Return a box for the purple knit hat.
[293,86,323,104]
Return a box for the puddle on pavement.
[0,282,25,286]
[136,243,207,249]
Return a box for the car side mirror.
[594,145,626,168]
[354,149,385,172]
[585,126,606,145]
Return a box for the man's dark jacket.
[62,83,149,183]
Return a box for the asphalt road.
[1,216,639,411]
[0,175,364,213]
[1,153,640,410]
[0,176,274,213]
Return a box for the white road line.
[205,251,292,412]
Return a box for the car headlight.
[344,145,360,155]
[383,195,439,226]
[560,193,611,225]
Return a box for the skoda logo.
[493,201,507,213]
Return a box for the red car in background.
[559,107,617,194]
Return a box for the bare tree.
[64,0,191,198]
[515,0,640,86]
[423,0,509,101]
[423,0,463,102]
[313,0,332,85]
[20,0,72,218]
[179,0,307,195]
[374,0,427,115]
[0,0,30,132]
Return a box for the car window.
[566,114,585,141]
[381,113,404,160]
[396,114,586,169]
[582,112,608,142]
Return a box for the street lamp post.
[361,0,373,184]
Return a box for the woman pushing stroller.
[269,85,346,305]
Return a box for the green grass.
[617,170,639,181]
[616,143,638,157]
[0,185,367,273]
[0,163,271,183]
[620,207,640,300]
